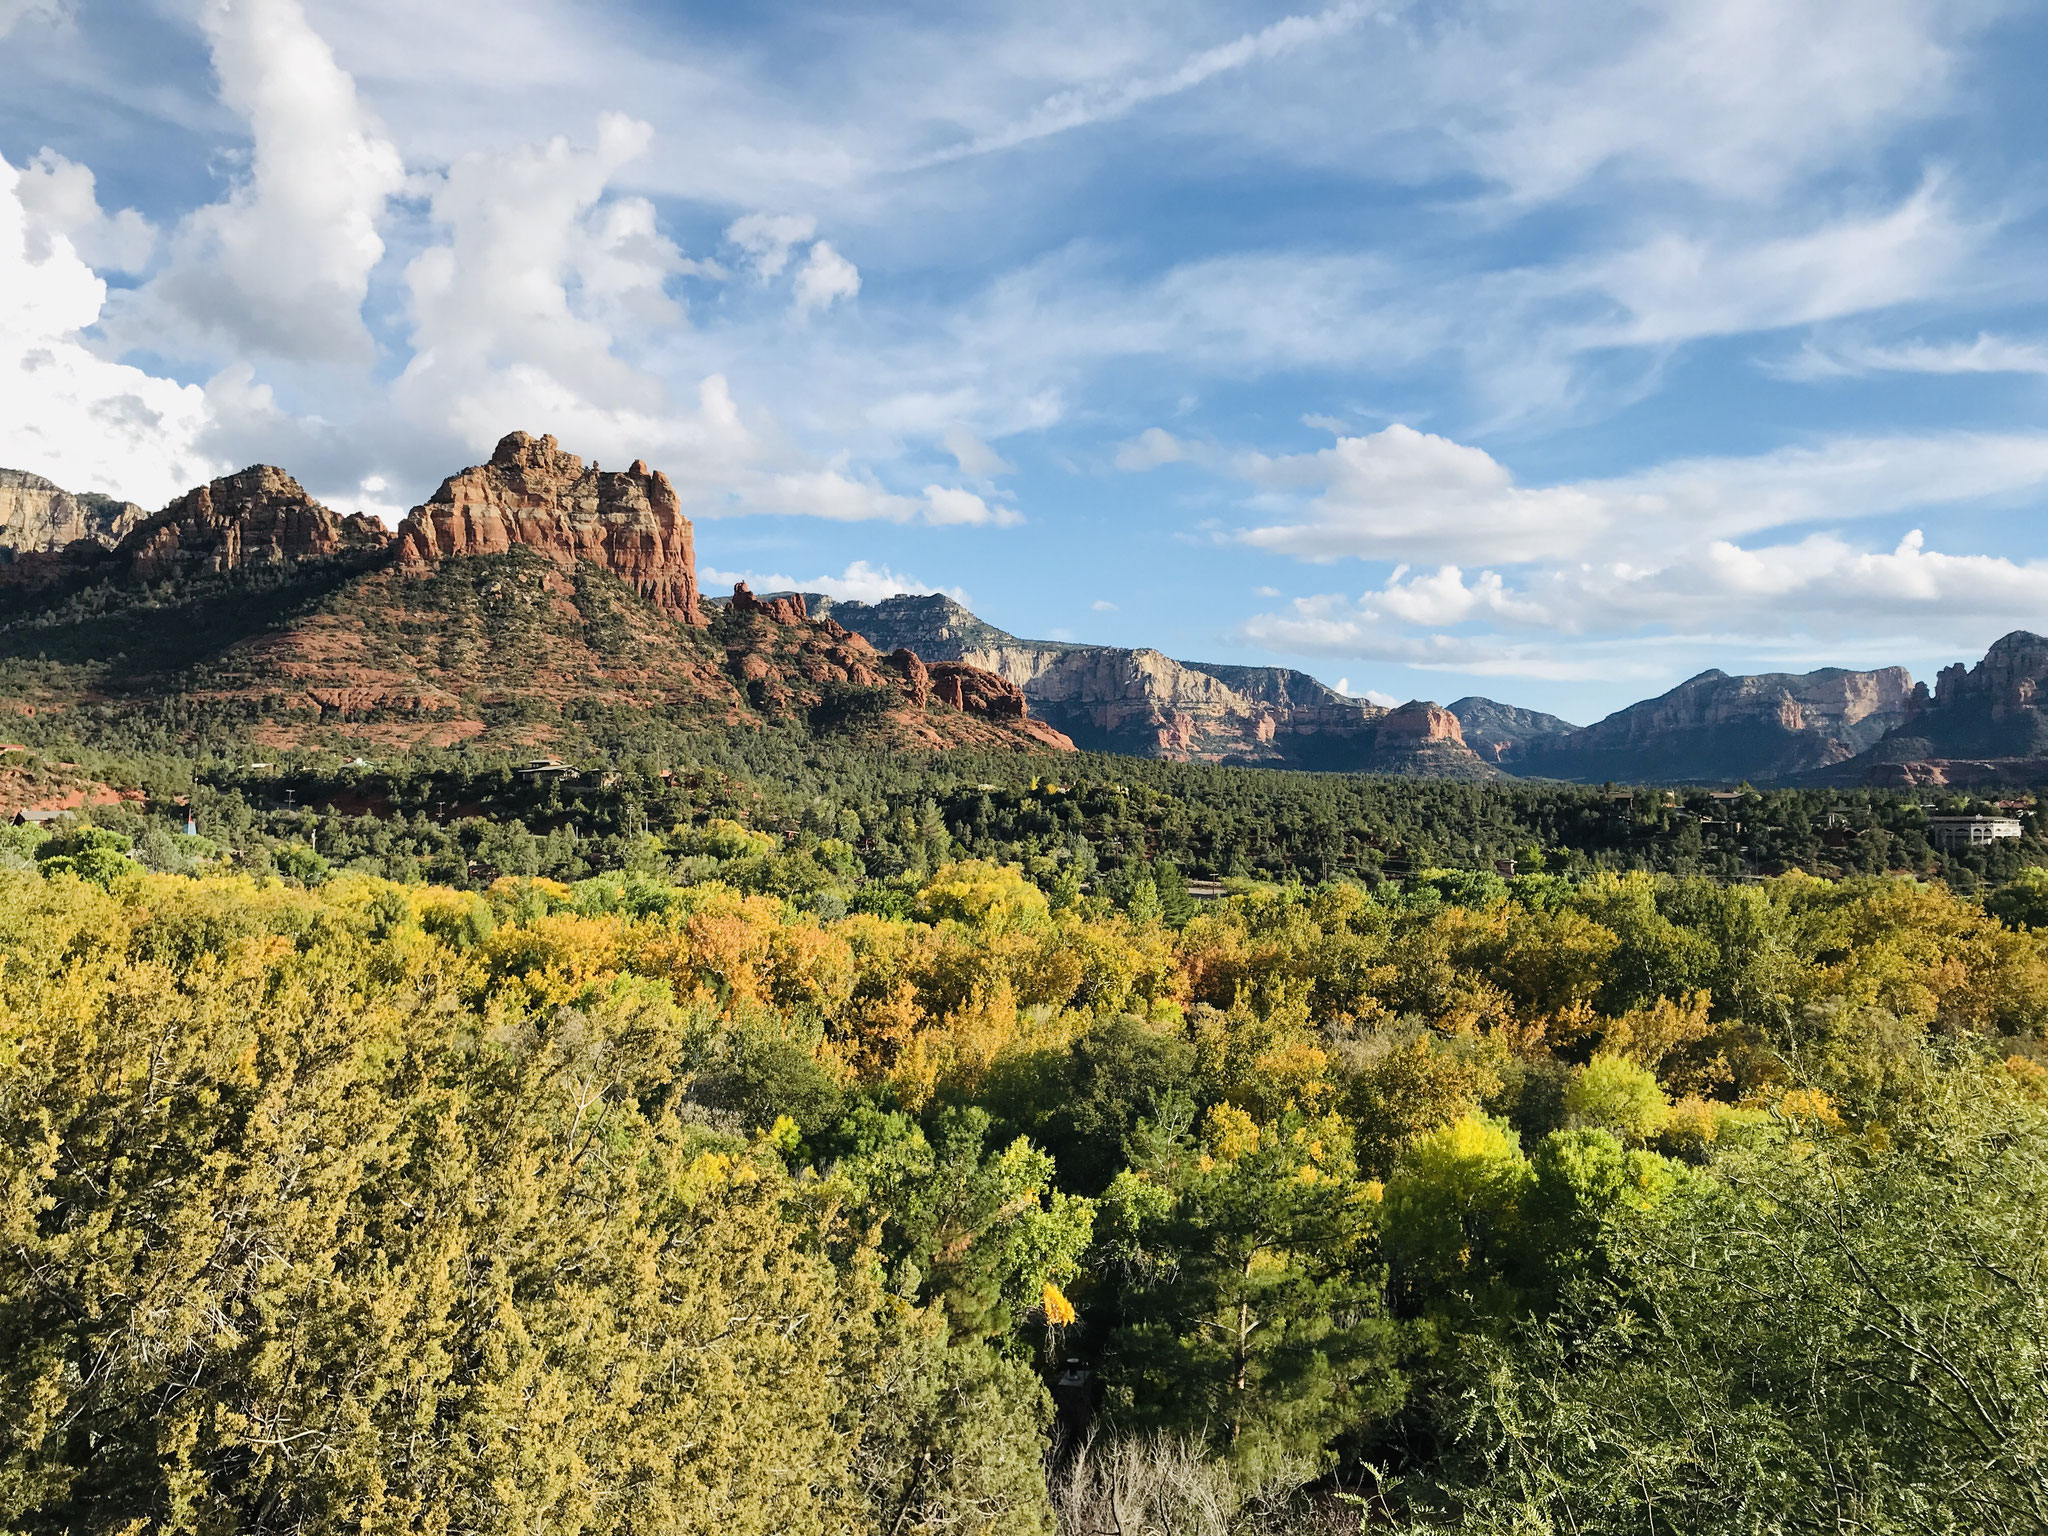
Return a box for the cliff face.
[802,592,1487,771]
[1505,666,1914,783]
[123,466,390,578]
[0,469,146,553]
[1823,632,2048,785]
[397,432,705,624]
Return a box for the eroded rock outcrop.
[124,466,390,579]
[0,469,146,553]
[397,432,705,623]
[730,582,807,624]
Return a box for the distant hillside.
[800,593,1492,774]
[0,468,146,556]
[0,441,1072,759]
[1449,697,1580,766]
[804,592,1495,776]
[1465,667,1914,784]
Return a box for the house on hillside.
[1924,815,2023,849]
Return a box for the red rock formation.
[886,648,931,705]
[729,582,807,624]
[122,466,389,579]
[929,661,1029,719]
[396,432,704,624]
[1376,701,1467,743]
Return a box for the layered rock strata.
[1506,667,1914,783]
[396,432,705,623]
[0,469,146,553]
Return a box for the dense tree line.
[4,725,2043,903]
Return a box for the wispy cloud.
[907,1,1384,168]
[1769,331,2048,380]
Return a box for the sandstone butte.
[395,432,705,624]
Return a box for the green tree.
[1099,1098,1403,1483]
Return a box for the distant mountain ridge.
[802,593,1495,775]
[0,468,147,556]
[1489,666,1916,783]
[1809,631,2048,787]
[8,447,2045,787]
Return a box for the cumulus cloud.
[793,240,860,314]
[726,213,817,281]
[1091,599,1117,612]
[15,149,154,272]
[1232,422,2048,566]
[1225,415,2048,679]
[0,152,221,506]
[943,425,1015,479]
[399,112,680,422]
[117,0,405,364]
[698,559,967,605]
[1238,528,2048,679]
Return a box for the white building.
[1924,815,2024,849]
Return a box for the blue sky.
[4,0,2048,723]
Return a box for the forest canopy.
[6,836,2048,1533]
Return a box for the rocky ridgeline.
[717,583,1070,749]
[1830,631,2048,787]
[397,432,704,623]
[804,592,1490,774]
[1494,667,1916,784]
[0,468,146,554]
[0,435,1067,754]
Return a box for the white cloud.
[726,212,816,281]
[1115,425,1190,470]
[1333,678,1399,707]
[15,149,154,272]
[1770,332,2048,381]
[698,559,967,605]
[1568,178,1976,352]
[118,0,405,364]
[943,424,1014,479]
[400,112,677,420]
[1233,422,2048,566]
[0,152,221,507]
[793,240,860,314]
[920,483,1019,526]
[1433,0,1971,205]
[1091,599,1117,612]
[1238,527,2048,680]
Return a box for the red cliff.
[396,432,705,624]
[123,466,390,579]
